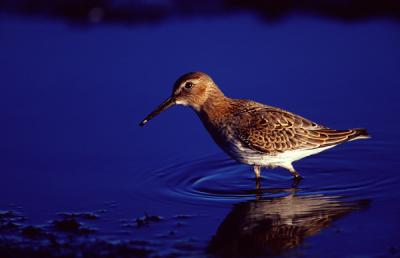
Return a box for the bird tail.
[348,128,370,141]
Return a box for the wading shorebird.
[139,72,369,180]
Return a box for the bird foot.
[291,176,302,188]
[293,174,303,180]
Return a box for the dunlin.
[139,72,369,180]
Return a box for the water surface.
[1,13,400,257]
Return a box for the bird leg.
[255,179,262,200]
[253,165,262,199]
[291,178,301,188]
[285,164,303,180]
[253,165,261,179]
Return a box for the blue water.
[1,13,400,257]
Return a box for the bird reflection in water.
[208,186,368,257]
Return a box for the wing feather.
[231,101,362,154]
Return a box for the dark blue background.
[1,6,400,257]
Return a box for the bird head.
[139,72,221,126]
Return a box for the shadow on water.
[0,193,369,258]
[208,189,369,257]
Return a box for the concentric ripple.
[135,141,399,207]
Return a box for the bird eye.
[184,82,193,89]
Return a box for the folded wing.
[232,103,367,155]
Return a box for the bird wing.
[232,102,359,154]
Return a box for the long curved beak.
[139,97,176,127]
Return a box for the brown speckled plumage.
[140,72,369,180]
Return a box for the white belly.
[225,140,336,168]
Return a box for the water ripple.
[135,142,399,207]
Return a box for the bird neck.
[197,89,232,125]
